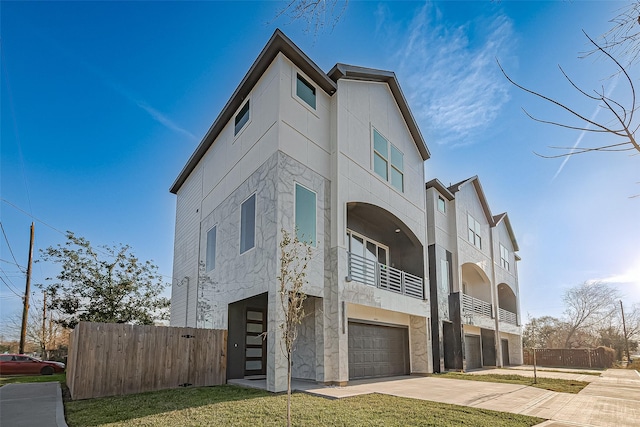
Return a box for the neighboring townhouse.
[169,29,432,392]
[426,177,522,372]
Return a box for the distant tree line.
[524,282,640,360]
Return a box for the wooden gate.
[67,322,227,400]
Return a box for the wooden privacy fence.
[523,347,615,369]
[67,322,227,400]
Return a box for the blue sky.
[1,1,638,335]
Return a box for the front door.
[244,308,266,376]
[501,339,510,366]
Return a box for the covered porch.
[345,202,425,299]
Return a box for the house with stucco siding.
[426,176,523,372]
[169,29,522,393]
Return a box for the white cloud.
[586,256,640,302]
[393,3,514,146]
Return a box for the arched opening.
[460,263,492,319]
[346,202,424,299]
[497,283,518,325]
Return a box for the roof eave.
[170,29,337,194]
[426,178,455,200]
[494,212,520,252]
[328,63,430,161]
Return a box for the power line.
[0,258,26,270]
[0,222,25,273]
[1,199,66,236]
[2,198,175,281]
[0,273,23,299]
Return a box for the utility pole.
[620,300,631,365]
[531,317,537,384]
[19,222,35,355]
[42,291,47,357]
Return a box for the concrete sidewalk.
[292,368,640,427]
[0,382,67,427]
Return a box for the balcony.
[347,251,424,299]
[498,307,518,325]
[461,293,518,326]
[461,293,492,318]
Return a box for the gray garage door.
[348,322,409,380]
[464,334,482,370]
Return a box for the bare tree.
[498,33,638,159]
[276,0,348,35]
[585,1,640,65]
[562,281,620,348]
[278,228,312,427]
[498,1,639,182]
[523,315,567,348]
[7,300,69,358]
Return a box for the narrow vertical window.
[390,144,404,192]
[234,100,250,135]
[468,213,482,249]
[240,194,256,253]
[373,129,388,180]
[437,195,446,213]
[206,226,217,272]
[295,183,316,246]
[296,74,316,109]
[500,244,510,271]
[441,259,449,293]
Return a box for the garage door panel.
[465,334,482,370]
[348,322,409,380]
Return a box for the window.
[205,226,217,272]
[234,100,250,135]
[295,183,316,246]
[467,213,482,249]
[372,128,404,192]
[441,259,450,293]
[296,74,316,109]
[500,244,510,271]
[240,194,256,253]
[437,195,446,213]
[346,229,388,265]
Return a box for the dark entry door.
[245,308,266,376]
[501,339,510,366]
[481,328,496,366]
[348,322,409,379]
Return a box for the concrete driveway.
[295,368,640,427]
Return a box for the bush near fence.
[67,322,227,400]
[523,347,615,369]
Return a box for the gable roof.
[170,29,430,194]
[493,212,520,251]
[447,175,520,252]
[448,176,494,224]
[328,64,430,161]
[170,29,336,194]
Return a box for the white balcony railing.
[461,293,492,318]
[347,251,424,299]
[499,307,518,325]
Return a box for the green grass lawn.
[0,373,66,386]
[437,372,589,394]
[65,385,545,427]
